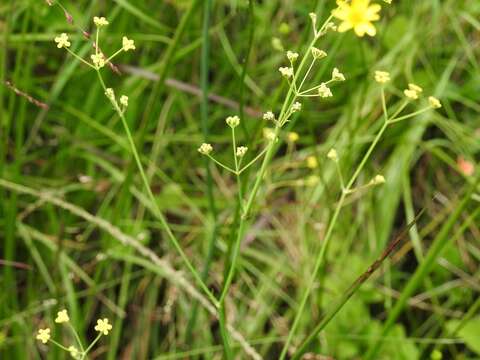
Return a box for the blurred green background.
[1,0,479,359]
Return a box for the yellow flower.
[93,16,109,27]
[286,50,299,62]
[122,37,136,51]
[54,33,71,48]
[68,345,80,358]
[279,66,294,78]
[333,0,381,37]
[318,83,333,98]
[198,143,213,155]
[428,96,442,109]
[36,328,51,344]
[372,174,385,184]
[408,83,423,93]
[287,132,299,143]
[404,89,419,100]
[55,309,70,323]
[120,95,129,107]
[306,156,318,169]
[91,53,105,68]
[236,146,248,157]
[327,148,338,161]
[94,318,112,335]
[374,70,390,83]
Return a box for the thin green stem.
[95,70,218,308]
[68,323,85,352]
[81,333,102,359]
[334,160,345,190]
[206,155,237,174]
[218,18,327,304]
[388,106,432,124]
[65,48,95,69]
[238,146,268,174]
[279,116,390,360]
[48,338,71,352]
[106,48,124,63]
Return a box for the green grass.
[1,0,480,359]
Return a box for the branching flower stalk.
[36,309,112,360]
[279,77,442,358]
[53,18,218,308]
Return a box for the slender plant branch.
[95,69,219,309]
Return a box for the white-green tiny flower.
[428,96,442,109]
[105,88,115,100]
[372,174,386,185]
[327,148,338,161]
[236,146,248,158]
[263,128,277,141]
[287,50,299,62]
[54,33,71,48]
[68,345,80,359]
[318,83,333,98]
[279,66,294,78]
[122,36,135,51]
[198,143,213,155]
[91,53,105,68]
[55,309,70,324]
[36,328,51,344]
[374,70,391,84]
[263,111,275,121]
[404,89,418,100]
[226,115,240,128]
[291,102,302,112]
[332,67,345,81]
[94,318,112,335]
[408,83,423,93]
[120,95,129,107]
[93,16,109,27]
[311,47,327,59]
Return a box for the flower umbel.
[36,328,51,344]
[122,36,136,51]
[94,318,112,335]
[198,143,213,155]
[236,146,248,157]
[91,53,105,68]
[120,95,129,107]
[54,33,71,48]
[93,16,109,27]
[318,83,333,98]
[428,96,442,109]
[68,346,80,359]
[374,70,390,84]
[55,309,70,323]
[333,0,382,37]
[279,66,294,78]
[226,115,240,128]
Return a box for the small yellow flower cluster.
[374,71,442,110]
[54,16,135,71]
[198,143,213,155]
[333,0,382,37]
[374,70,391,84]
[54,33,70,48]
[36,309,112,359]
[403,83,442,109]
[279,66,294,78]
[94,318,113,335]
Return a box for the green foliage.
[1,0,479,359]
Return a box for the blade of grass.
[364,172,480,359]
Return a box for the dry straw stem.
[0,178,262,360]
